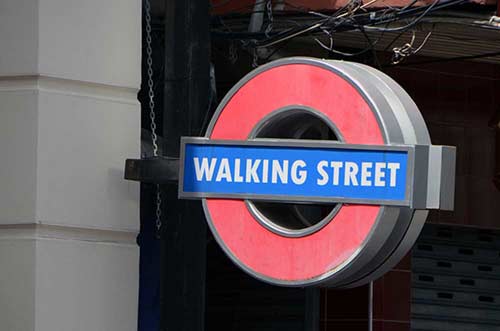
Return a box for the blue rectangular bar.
[181,140,410,204]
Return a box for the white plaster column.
[0,0,141,330]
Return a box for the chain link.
[252,48,259,68]
[229,42,238,64]
[145,0,162,237]
[145,0,158,158]
[155,184,162,234]
[265,0,274,38]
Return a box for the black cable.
[253,0,360,47]
[361,0,466,29]
[320,42,375,57]
[363,0,439,32]
[401,0,419,11]
[385,50,500,67]
[380,0,463,18]
[211,0,469,49]
[212,0,266,11]
[382,28,411,52]
[314,23,388,58]
[359,25,383,69]
[261,37,294,61]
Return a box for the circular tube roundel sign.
[178,57,456,288]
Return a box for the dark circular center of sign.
[248,108,340,236]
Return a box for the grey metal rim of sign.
[319,61,433,288]
[319,62,451,288]
[333,63,431,288]
[247,105,346,238]
[330,62,438,288]
[196,57,455,287]
[305,60,431,288]
[245,200,343,238]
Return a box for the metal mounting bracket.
[124,157,179,183]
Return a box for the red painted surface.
[205,63,384,282]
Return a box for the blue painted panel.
[182,143,409,203]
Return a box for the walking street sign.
[181,138,451,208]
[178,57,456,288]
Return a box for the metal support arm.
[124,157,179,183]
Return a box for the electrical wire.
[359,25,383,68]
[211,0,472,66]
[401,0,420,10]
[387,49,500,67]
[390,30,433,63]
[363,0,440,32]
[255,0,380,48]
[313,21,389,59]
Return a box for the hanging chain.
[145,0,158,158]
[155,183,161,236]
[145,0,162,237]
[265,0,274,38]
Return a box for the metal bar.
[124,157,179,183]
[161,0,210,329]
[304,288,320,331]
[494,127,500,191]
[368,282,373,331]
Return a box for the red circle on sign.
[205,63,384,283]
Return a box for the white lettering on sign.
[215,158,232,182]
[246,159,261,183]
[374,163,386,186]
[291,160,307,185]
[387,163,400,187]
[316,161,329,186]
[262,159,269,183]
[234,158,244,183]
[192,158,402,188]
[330,161,343,185]
[361,162,372,186]
[194,157,217,181]
[272,160,288,184]
[345,162,359,186]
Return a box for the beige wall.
[0,1,141,330]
